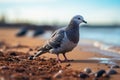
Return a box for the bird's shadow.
[62,59,99,63]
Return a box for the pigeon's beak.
[82,20,87,24]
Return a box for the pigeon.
[29,15,87,62]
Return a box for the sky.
[0,0,120,25]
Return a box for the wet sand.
[0,28,120,80]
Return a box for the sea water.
[79,26,120,63]
[80,26,120,45]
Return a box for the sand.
[0,28,120,80]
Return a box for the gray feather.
[65,20,79,43]
[48,29,65,48]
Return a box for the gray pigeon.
[29,15,87,62]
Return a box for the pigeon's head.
[72,15,87,24]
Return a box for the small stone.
[107,69,117,75]
[111,65,120,68]
[53,70,63,78]
[103,74,110,78]
[78,73,89,79]
[10,52,17,56]
[95,69,106,78]
[42,76,52,80]
[29,48,33,51]
[84,68,92,74]
[11,74,29,80]
[0,66,9,70]
[66,64,71,67]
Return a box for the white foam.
[80,40,120,58]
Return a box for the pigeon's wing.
[47,29,65,48]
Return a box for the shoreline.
[79,39,120,57]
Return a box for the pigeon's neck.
[65,20,80,43]
[66,20,79,30]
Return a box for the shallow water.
[89,57,120,65]
[79,26,120,58]
[80,26,120,45]
[80,44,120,57]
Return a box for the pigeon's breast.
[60,32,77,52]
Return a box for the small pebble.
[111,65,120,68]
[103,74,110,78]
[0,66,9,70]
[53,70,63,78]
[11,74,29,80]
[29,48,33,51]
[84,67,92,74]
[95,69,106,78]
[66,64,71,67]
[78,73,89,79]
[107,69,117,75]
[10,52,17,56]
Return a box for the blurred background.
[0,0,120,45]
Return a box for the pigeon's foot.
[56,54,63,63]
[57,59,62,63]
[62,53,74,62]
[56,57,62,63]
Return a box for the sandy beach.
[0,28,120,80]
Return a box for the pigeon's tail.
[32,50,44,59]
[31,44,52,60]
[37,44,52,52]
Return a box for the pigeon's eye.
[78,18,80,20]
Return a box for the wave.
[79,39,120,58]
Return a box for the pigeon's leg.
[62,53,74,62]
[62,53,68,61]
[56,54,62,63]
